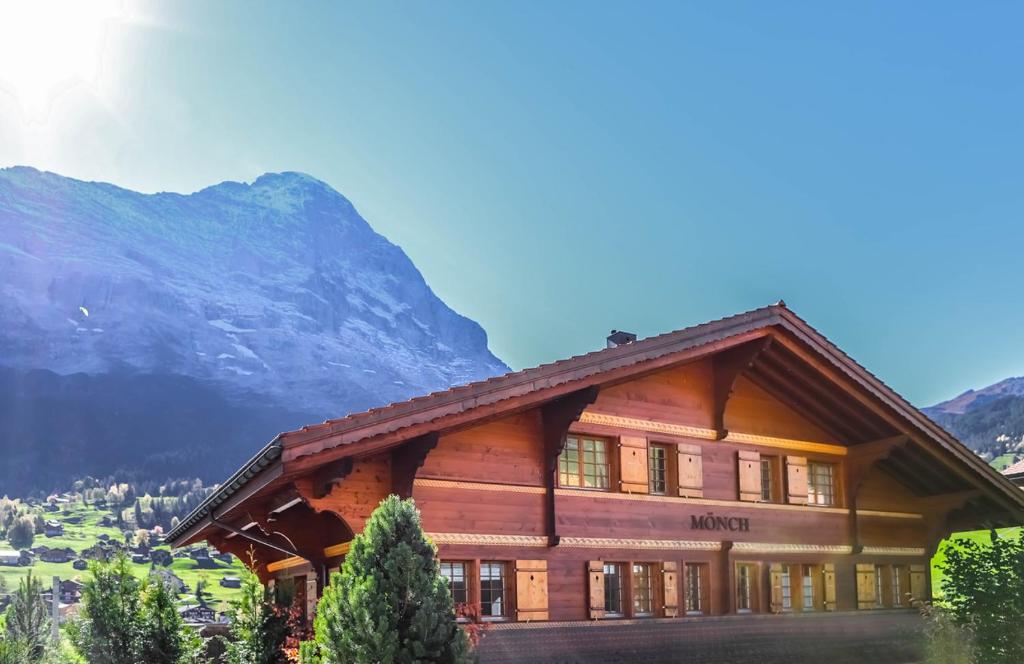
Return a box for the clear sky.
[1,1,1022,407]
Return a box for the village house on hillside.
[168,304,1024,644]
[1001,458,1024,487]
[178,604,216,624]
[43,520,63,537]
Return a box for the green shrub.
[309,495,468,664]
[940,530,1024,663]
[68,555,203,664]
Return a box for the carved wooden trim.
[731,542,854,555]
[722,432,847,456]
[312,457,354,499]
[428,533,549,547]
[554,487,849,514]
[266,541,352,573]
[712,338,773,437]
[578,412,718,440]
[415,478,546,494]
[391,432,440,498]
[860,546,926,557]
[855,509,923,520]
[559,537,722,551]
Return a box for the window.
[874,565,885,609]
[603,563,624,616]
[737,564,754,612]
[760,457,776,502]
[439,561,468,606]
[649,444,668,494]
[802,566,815,611]
[632,563,654,616]
[807,462,836,506]
[685,563,705,614]
[559,436,610,489]
[480,562,507,618]
[780,565,792,611]
[892,566,905,607]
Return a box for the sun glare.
[0,0,129,122]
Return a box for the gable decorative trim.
[723,432,847,457]
[577,412,718,440]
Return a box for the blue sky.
[1,2,1023,406]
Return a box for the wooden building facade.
[168,304,1024,624]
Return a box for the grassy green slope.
[0,501,245,612]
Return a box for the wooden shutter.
[588,560,605,619]
[738,450,762,502]
[677,443,704,498]
[823,564,837,612]
[515,560,549,621]
[619,436,649,494]
[856,563,877,609]
[909,564,927,603]
[769,563,784,613]
[786,456,808,505]
[662,561,679,617]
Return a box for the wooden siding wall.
[725,376,839,444]
[419,413,545,486]
[286,359,942,620]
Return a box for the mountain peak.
[929,376,1024,415]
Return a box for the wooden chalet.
[168,303,1024,625]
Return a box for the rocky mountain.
[0,167,509,494]
[925,378,1024,464]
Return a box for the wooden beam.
[921,490,982,557]
[846,435,911,553]
[712,338,773,438]
[312,457,354,499]
[746,367,858,443]
[757,350,884,441]
[391,433,440,498]
[541,387,600,546]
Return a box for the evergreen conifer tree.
[311,495,468,664]
[4,570,50,661]
[222,553,289,664]
[68,555,144,664]
[139,575,201,664]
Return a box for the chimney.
[607,330,637,348]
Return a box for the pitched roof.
[168,302,1024,545]
[1002,458,1024,477]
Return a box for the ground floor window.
[439,561,468,606]
[604,563,624,616]
[736,563,756,613]
[892,565,907,607]
[779,565,793,611]
[480,561,508,619]
[685,563,707,614]
[632,563,654,616]
[801,566,815,611]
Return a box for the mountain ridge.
[0,166,509,493]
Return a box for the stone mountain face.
[0,167,509,494]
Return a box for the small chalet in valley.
[178,604,216,624]
[1001,458,1024,487]
[169,304,1024,626]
